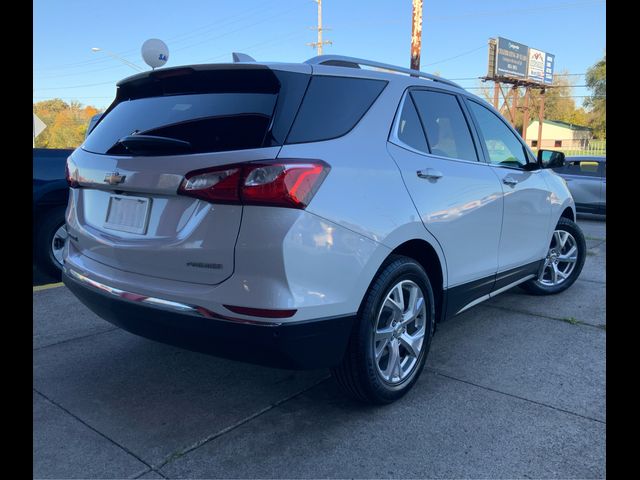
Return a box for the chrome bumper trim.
[64,267,283,327]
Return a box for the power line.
[450,73,587,81]
[171,3,306,55]
[34,80,120,91]
[34,96,113,99]
[34,3,287,73]
[425,0,605,21]
[202,30,306,62]
[332,0,604,29]
[423,45,485,66]
[465,85,590,90]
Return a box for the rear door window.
[395,95,429,153]
[410,90,479,162]
[285,76,387,144]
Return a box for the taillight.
[180,167,241,203]
[178,160,330,209]
[65,158,79,188]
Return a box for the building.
[525,120,592,149]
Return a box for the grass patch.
[562,316,580,325]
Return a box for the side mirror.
[538,149,565,169]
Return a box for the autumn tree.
[33,99,101,148]
[584,54,606,139]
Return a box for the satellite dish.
[141,39,169,69]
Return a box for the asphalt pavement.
[33,217,606,479]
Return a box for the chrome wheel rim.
[373,280,426,385]
[539,229,578,287]
[51,224,68,267]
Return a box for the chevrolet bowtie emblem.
[104,172,126,185]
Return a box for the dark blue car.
[33,148,74,278]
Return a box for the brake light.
[178,160,330,209]
[65,158,79,188]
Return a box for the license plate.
[104,194,151,235]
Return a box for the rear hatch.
[66,64,310,285]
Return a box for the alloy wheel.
[538,229,578,287]
[373,280,426,384]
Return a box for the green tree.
[476,71,590,136]
[584,54,606,138]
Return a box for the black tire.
[331,255,436,404]
[34,206,67,280]
[520,217,586,296]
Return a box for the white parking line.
[33,282,64,293]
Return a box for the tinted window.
[395,96,428,153]
[410,90,478,162]
[557,160,601,177]
[84,93,277,155]
[286,76,387,144]
[83,69,309,156]
[467,100,527,168]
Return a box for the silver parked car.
[63,55,586,404]
[551,156,606,215]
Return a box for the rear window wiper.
[109,134,192,155]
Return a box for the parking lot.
[33,217,605,479]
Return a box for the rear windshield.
[285,75,387,144]
[83,93,276,155]
[83,67,309,156]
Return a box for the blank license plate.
[104,194,151,235]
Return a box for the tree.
[33,99,102,148]
[584,54,606,139]
[475,70,590,135]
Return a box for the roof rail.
[305,55,462,89]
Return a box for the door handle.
[417,168,443,180]
[502,176,518,187]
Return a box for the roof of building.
[528,119,592,131]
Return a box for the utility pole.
[410,0,423,71]
[521,88,530,141]
[307,0,332,55]
[537,89,546,150]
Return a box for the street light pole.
[91,48,145,72]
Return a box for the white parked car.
[63,55,585,404]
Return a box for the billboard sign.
[527,48,545,83]
[496,37,528,78]
[493,37,555,85]
[543,53,555,85]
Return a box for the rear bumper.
[62,269,355,370]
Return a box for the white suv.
[63,55,585,404]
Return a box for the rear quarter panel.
[277,73,448,312]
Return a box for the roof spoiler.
[232,52,256,63]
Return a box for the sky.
[33,0,606,110]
